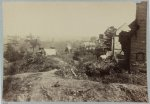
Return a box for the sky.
[3,1,136,41]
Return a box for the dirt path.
[3,56,148,102]
[3,69,148,102]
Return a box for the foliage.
[103,26,117,50]
[73,51,80,61]
[72,47,84,61]
[94,47,105,59]
[4,43,24,62]
[104,26,117,38]
[79,60,117,77]
[25,34,40,52]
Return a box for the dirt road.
[3,56,148,102]
[3,68,148,102]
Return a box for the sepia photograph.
[2,0,148,102]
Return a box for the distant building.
[45,47,57,56]
[81,41,96,50]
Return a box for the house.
[111,1,147,73]
[45,47,57,56]
[81,41,96,50]
[115,1,147,73]
[130,1,147,69]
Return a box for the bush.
[94,47,105,59]
[73,51,80,61]
[4,44,24,62]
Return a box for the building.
[112,1,147,73]
[130,1,147,68]
[45,48,57,56]
[81,41,96,50]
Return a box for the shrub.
[73,51,80,61]
[4,44,23,62]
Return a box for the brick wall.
[130,1,147,64]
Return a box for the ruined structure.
[130,1,147,69]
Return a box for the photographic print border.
[0,0,149,104]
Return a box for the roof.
[128,19,139,36]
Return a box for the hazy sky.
[3,1,136,41]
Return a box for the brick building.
[130,1,147,68]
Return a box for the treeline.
[4,34,41,62]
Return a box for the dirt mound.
[3,71,148,102]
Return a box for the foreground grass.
[3,70,148,102]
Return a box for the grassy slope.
[3,70,148,102]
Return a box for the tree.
[4,43,23,62]
[104,26,117,38]
[25,34,40,52]
[104,26,117,51]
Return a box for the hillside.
[3,68,148,102]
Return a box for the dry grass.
[3,71,148,102]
